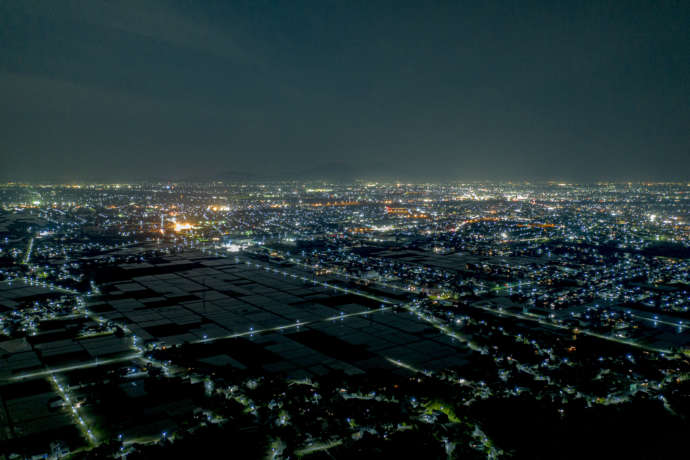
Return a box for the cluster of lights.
[174,222,193,232]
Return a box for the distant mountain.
[199,162,401,183]
[2,160,456,184]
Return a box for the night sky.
[1,1,688,182]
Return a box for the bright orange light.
[174,222,192,232]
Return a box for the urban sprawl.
[1,181,689,459]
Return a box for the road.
[470,303,674,354]
[5,352,144,382]
[192,305,394,345]
[23,236,35,264]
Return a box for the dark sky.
[1,1,688,182]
